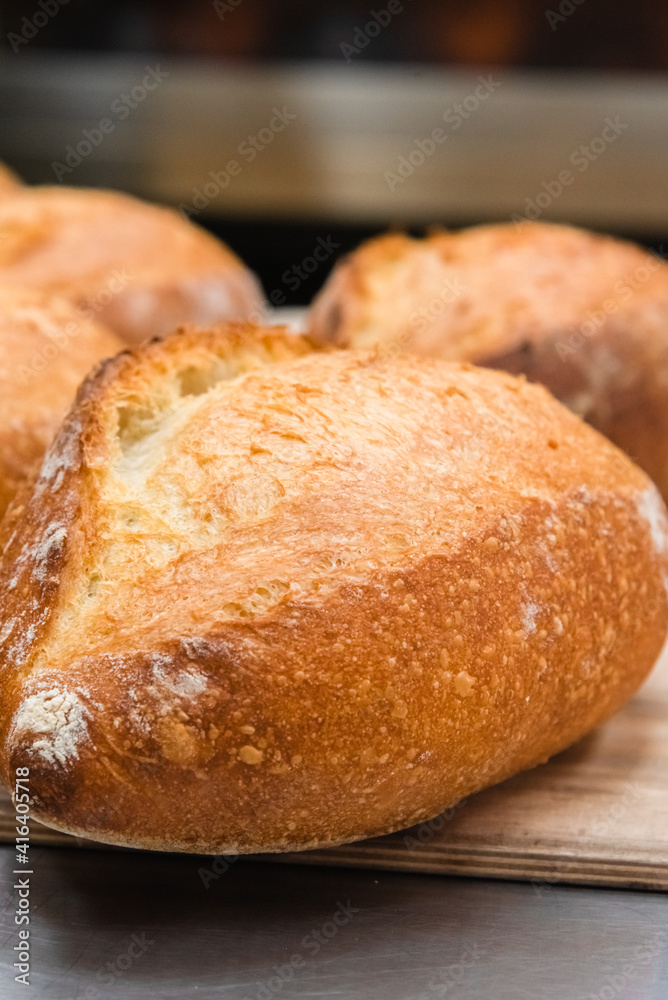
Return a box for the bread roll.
[0,324,666,853]
[0,289,121,520]
[0,186,265,346]
[0,162,21,195]
[309,223,668,499]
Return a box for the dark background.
[3,0,668,69]
[1,0,666,303]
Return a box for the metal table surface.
[1,846,666,1000]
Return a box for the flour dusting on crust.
[636,486,668,555]
[31,523,67,582]
[151,660,208,697]
[10,688,89,766]
[37,416,82,493]
[636,486,668,593]
[522,601,539,636]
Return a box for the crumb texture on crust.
[308,222,668,498]
[0,186,266,345]
[0,288,121,518]
[0,323,666,854]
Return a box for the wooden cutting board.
[1,647,667,891]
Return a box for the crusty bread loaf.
[1,324,666,853]
[0,186,265,346]
[0,289,121,520]
[309,223,668,499]
[0,162,21,195]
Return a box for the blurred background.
[1,0,667,302]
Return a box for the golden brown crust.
[309,222,668,498]
[0,162,22,195]
[0,289,122,520]
[0,186,266,346]
[1,324,666,853]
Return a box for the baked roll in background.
[1,323,666,853]
[309,223,668,500]
[0,289,121,520]
[0,186,266,346]
[0,162,22,194]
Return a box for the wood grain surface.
[2,646,666,890]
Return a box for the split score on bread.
[0,324,666,853]
[0,177,266,518]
